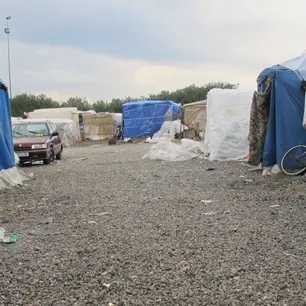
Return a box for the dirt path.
[0,143,305,305]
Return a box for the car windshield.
[12,123,50,137]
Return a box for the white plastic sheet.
[49,119,76,147]
[145,120,188,144]
[204,88,253,161]
[152,120,183,139]
[143,139,205,161]
[14,152,19,165]
[0,167,33,189]
[11,117,22,125]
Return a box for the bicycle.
[281,144,306,176]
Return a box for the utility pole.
[4,16,12,99]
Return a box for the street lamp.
[4,16,12,99]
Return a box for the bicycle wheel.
[281,145,306,176]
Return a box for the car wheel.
[56,146,63,160]
[44,149,55,165]
[19,161,24,167]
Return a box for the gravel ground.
[1,143,306,306]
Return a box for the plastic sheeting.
[50,119,76,147]
[11,117,22,124]
[279,54,306,129]
[280,53,306,81]
[0,78,33,189]
[26,108,81,142]
[151,120,184,139]
[146,120,188,143]
[0,79,15,171]
[0,167,33,189]
[204,89,253,161]
[257,67,306,167]
[123,100,181,138]
[143,139,205,161]
[14,152,19,165]
[113,113,123,127]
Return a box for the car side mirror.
[51,131,59,137]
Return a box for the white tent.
[26,107,81,142]
[204,88,253,161]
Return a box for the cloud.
[0,0,306,101]
[0,40,256,101]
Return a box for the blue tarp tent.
[257,55,306,167]
[0,78,31,188]
[122,100,181,138]
[0,78,14,171]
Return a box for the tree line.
[10,82,237,117]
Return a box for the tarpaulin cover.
[123,100,181,138]
[257,68,306,167]
[0,79,14,170]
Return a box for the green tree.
[10,82,238,116]
[92,100,108,113]
[10,93,60,117]
[61,96,91,111]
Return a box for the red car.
[12,119,63,166]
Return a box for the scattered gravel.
[1,143,306,305]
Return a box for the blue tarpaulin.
[123,100,181,138]
[0,78,14,170]
[257,65,306,167]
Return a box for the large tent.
[0,79,32,188]
[204,88,253,161]
[253,54,306,167]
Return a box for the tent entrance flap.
[258,69,306,167]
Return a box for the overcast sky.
[0,0,305,102]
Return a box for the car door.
[49,122,60,154]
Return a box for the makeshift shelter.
[123,100,181,138]
[50,119,76,147]
[204,89,253,161]
[113,113,123,128]
[250,54,306,167]
[181,100,207,139]
[14,118,76,147]
[82,113,121,140]
[182,101,207,131]
[26,107,81,142]
[0,79,32,188]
